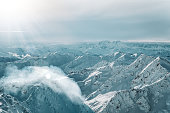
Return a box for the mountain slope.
[85,55,170,113]
[0,41,170,113]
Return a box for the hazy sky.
[0,0,170,43]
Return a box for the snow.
[87,71,102,79]
[114,52,119,56]
[109,61,115,68]
[0,41,170,113]
[140,56,160,74]
[8,52,20,58]
[86,91,116,113]
[136,96,150,112]
[132,53,138,57]
[75,56,83,60]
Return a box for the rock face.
[0,92,30,113]
[0,66,94,113]
[0,41,170,113]
[85,56,170,113]
[0,86,93,113]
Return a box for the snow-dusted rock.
[0,41,170,113]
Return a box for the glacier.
[0,41,170,113]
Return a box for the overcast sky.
[0,0,170,44]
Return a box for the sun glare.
[0,0,25,23]
[0,0,42,44]
[0,0,41,33]
[0,0,44,25]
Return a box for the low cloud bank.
[0,66,84,103]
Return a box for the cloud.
[32,0,170,21]
[0,66,84,103]
[0,0,170,43]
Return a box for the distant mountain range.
[0,41,170,113]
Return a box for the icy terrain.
[0,41,170,113]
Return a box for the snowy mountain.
[0,41,170,113]
[85,55,170,113]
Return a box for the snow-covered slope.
[0,66,94,113]
[0,41,170,113]
[0,92,30,113]
[85,55,170,113]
